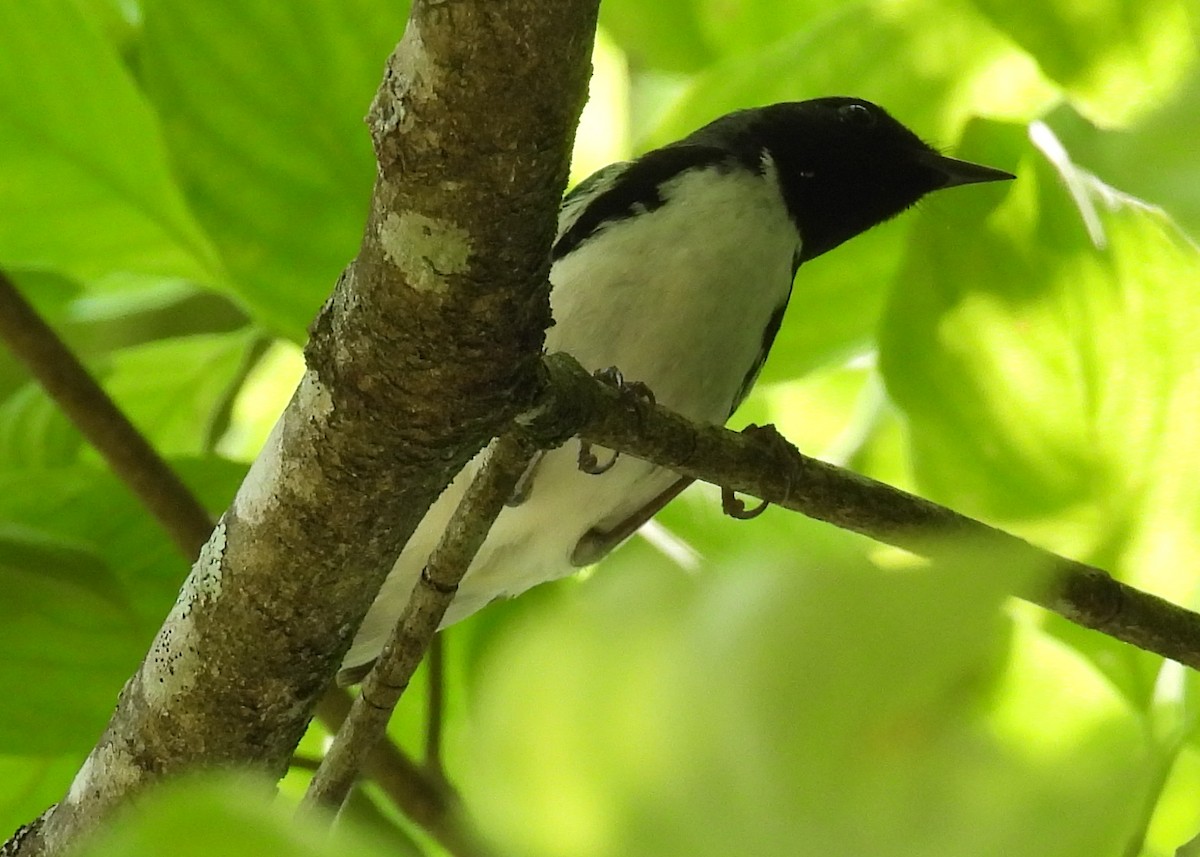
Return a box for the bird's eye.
[838,103,876,128]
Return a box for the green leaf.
[968,0,1197,126]
[75,774,418,857]
[0,524,143,753]
[651,0,1058,149]
[464,543,1145,857]
[139,0,409,340]
[648,0,1057,377]
[0,753,80,838]
[0,384,83,468]
[0,458,244,754]
[103,331,258,456]
[600,0,713,72]
[0,0,221,284]
[75,0,142,54]
[694,0,852,59]
[762,224,908,381]
[879,120,1200,596]
[0,331,256,467]
[1049,69,1200,245]
[0,459,244,631]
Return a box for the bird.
[339,96,1013,683]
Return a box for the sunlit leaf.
[651,0,1057,148]
[0,385,83,470]
[465,544,1144,857]
[103,331,258,456]
[0,0,221,284]
[600,0,713,72]
[968,0,1197,126]
[139,0,409,340]
[76,774,417,857]
[0,331,255,468]
[1050,68,1200,248]
[695,0,852,58]
[0,754,80,838]
[880,120,1200,600]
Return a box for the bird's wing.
[552,145,736,262]
[555,161,630,246]
[569,474,695,566]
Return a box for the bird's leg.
[721,423,793,520]
[577,366,657,475]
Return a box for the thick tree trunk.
[6,2,599,853]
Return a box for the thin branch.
[530,352,1200,671]
[303,432,535,820]
[313,690,484,857]
[425,634,446,778]
[0,270,213,558]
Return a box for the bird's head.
[690,97,1014,264]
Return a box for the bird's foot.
[577,366,657,475]
[720,423,793,520]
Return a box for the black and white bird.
[340,96,1013,681]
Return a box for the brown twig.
[531,351,1200,672]
[302,432,535,820]
[0,270,213,558]
[425,634,446,777]
[312,689,486,856]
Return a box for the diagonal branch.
[3,2,599,854]
[0,270,213,558]
[0,265,481,851]
[531,352,1200,671]
[303,432,535,826]
[312,690,481,856]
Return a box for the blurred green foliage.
[1,0,1199,855]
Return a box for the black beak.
[921,152,1015,188]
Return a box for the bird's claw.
[578,440,618,475]
[721,486,769,519]
[720,423,794,520]
[577,367,657,476]
[593,366,657,407]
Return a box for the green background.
[2,0,1199,854]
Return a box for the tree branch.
[424,635,446,778]
[312,690,484,857]
[5,2,598,854]
[0,274,470,848]
[530,352,1200,671]
[0,270,213,558]
[303,432,535,823]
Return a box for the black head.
[684,97,1014,264]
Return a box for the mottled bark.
[9,2,598,854]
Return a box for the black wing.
[552,145,737,262]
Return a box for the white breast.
[548,157,800,420]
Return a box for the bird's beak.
[921,152,1015,188]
